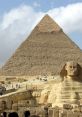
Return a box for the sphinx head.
[65,61,78,77]
[60,61,81,81]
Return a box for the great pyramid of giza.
[0,15,82,76]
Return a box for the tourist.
[24,111,30,117]
[8,112,19,117]
[2,112,7,117]
[1,112,7,117]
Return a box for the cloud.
[0,2,82,66]
[48,2,82,33]
[0,5,44,66]
[1,5,43,31]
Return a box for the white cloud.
[0,5,44,66]
[0,2,82,66]
[48,3,82,33]
[1,5,43,31]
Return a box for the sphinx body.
[39,61,82,107]
[48,78,82,107]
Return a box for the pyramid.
[0,15,82,76]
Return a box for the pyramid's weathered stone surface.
[0,15,82,76]
[36,14,61,32]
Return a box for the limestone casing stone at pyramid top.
[36,14,62,32]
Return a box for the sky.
[0,0,82,67]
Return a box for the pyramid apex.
[36,14,62,33]
[43,14,51,18]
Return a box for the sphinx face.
[65,61,78,77]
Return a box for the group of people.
[1,111,39,117]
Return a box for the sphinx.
[39,61,82,107]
